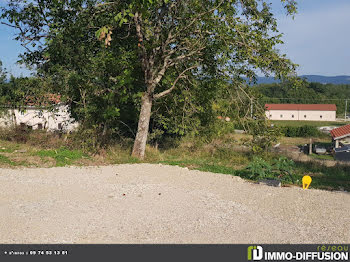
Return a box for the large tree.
[1,0,298,159]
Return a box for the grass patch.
[0,155,18,166]
[309,154,334,161]
[157,147,249,169]
[0,154,28,166]
[35,148,88,166]
[280,136,329,146]
[107,145,141,164]
[1,132,349,192]
[0,147,16,153]
[294,161,350,191]
[0,143,20,153]
[160,159,237,175]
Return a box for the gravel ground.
[0,164,349,244]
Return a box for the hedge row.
[279,125,322,137]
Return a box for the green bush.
[246,156,295,183]
[280,125,321,137]
[245,120,281,153]
[246,157,273,179]
[194,119,236,143]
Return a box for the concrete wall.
[0,104,79,132]
[265,110,336,121]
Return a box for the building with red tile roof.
[265,104,337,121]
[265,104,337,111]
[330,124,350,148]
[0,94,78,132]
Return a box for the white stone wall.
[265,110,336,121]
[0,104,79,131]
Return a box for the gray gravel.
[0,164,349,243]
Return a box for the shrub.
[246,157,273,179]
[0,126,66,148]
[67,127,101,153]
[26,130,65,149]
[0,126,31,143]
[246,156,296,183]
[199,119,236,142]
[245,120,281,153]
[280,125,321,137]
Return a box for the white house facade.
[265,104,337,121]
[0,104,78,132]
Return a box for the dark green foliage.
[279,125,322,137]
[0,74,45,111]
[67,126,110,153]
[1,0,300,157]
[272,157,295,183]
[245,120,281,153]
[246,157,273,179]
[245,156,295,183]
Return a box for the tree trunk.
[132,92,153,159]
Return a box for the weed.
[0,144,19,153]
[0,155,17,166]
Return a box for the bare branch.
[154,65,198,100]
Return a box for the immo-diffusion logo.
[247,245,349,261]
[247,246,263,261]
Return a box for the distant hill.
[254,75,350,85]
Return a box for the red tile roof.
[265,104,337,111]
[331,124,350,139]
[25,94,61,106]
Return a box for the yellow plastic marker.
[302,175,312,189]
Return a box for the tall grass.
[0,126,349,191]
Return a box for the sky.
[273,0,350,76]
[0,0,350,77]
